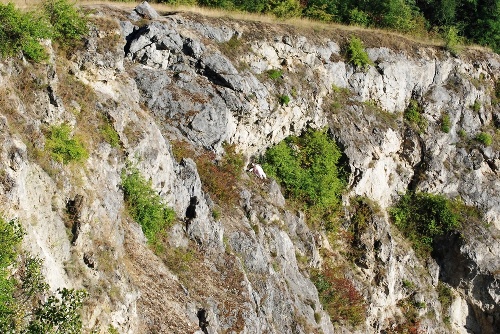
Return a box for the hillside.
[0,2,499,333]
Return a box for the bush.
[349,8,370,27]
[443,25,463,56]
[42,0,88,46]
[46,124,88,164]
[389,192,461,257]
[262,128,346,229]
[195,143,244,205]
[404,99,427,133]
[0,3,52,61]
[346,37,373,71]
[121,164,176,245]
[471,99,481,112]
[311,262,366,326]
[0,217,86,333]
[267,69,283,80]
[475,132,492,146]
[279,94,290,106]
[441,113,451,133]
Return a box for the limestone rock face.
[0,2,499,334]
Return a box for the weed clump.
[311,262,366,326]
[121,164,175,246]
[389,192,479,257]
[475,132,492,146]
[262,128,346,230]
[346,37,373,71]
[404,99,427,133]
[46,124,88,164]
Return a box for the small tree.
[42,0,88,46]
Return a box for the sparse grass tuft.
[404,99,427,133]
[441,113,451,133]
[475,132,492,146]
[267,69,283,80]
[279,94,290,106]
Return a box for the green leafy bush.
[279,94,290,106]
[475,132,492,146]
[262,129,346,229]
[46,124,88,164]
[441,113,451,133]
[121,164,176,245]
[0,217,87,333]
[100,122,120,148]
[389,192,461,257]
[404,99,427,133]
[267,69,283,80]
[349,8,370,27]
[346,37,373,71]
[0,3,52,61]
[42,0,88,46]
[443,25,463,56]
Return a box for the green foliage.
[346,37,373,71]
[267,69,283,80]
[46,124,88,164]
[382,0,417,33]
[303,2,335,22]
[311,262,366,326]
[441,113,451,133]
[0,3,52,61]
[27,288,88,334]
[437,281,453,324]
[443,25,463,56]
[0,217,86,333]
[100,122,120,148]
[0,217,23,329]
[265,0,302,19]
[471,99,481,112]
[348,8,370,27]
[121,164,176,245]
[262,128,346,229]
[458,128,467,139]
[43,0,88,46]
[279,94,290,106]
[475,132,492,146]
[404,99,428,133]
[389,192,461,257]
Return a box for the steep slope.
[0,2,498,333]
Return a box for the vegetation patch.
[389,192,479,258]
[195,143,244,206]
[0,216,87,332]
[262,128,347,230]
[46,124,88,164]
[267,69,283,80]
[311,261,366,327]
[121,163,176,247]
[346,37,373,71]
[279,94,290,106]
[441,113,451,133]
[475,132,492,146]
[0,0,88,62]
[404,99,427,134]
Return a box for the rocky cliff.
[0,2,498,333]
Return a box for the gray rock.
[133,1,159,20]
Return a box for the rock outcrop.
[0,2,498,333]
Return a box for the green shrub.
[471,99,481,112]
[0,217,86,333]
[389,192,461,257]
[475,132,492,146]
[404,99,428,133]
[458,128,467,139]
[266,0,302,19]
[441,113,451,133]
[267,69,283,80]
[349,8,370,27]
[121,164,175,245]
[46,124,88,164]
[0,3,52,61]
[311,262,366,326]
[262,128,346,229]
[100,122,120,148]
[279,94,290,106]
[42,0,88,46]
[346,37,373,71]
[443,25,462,56]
